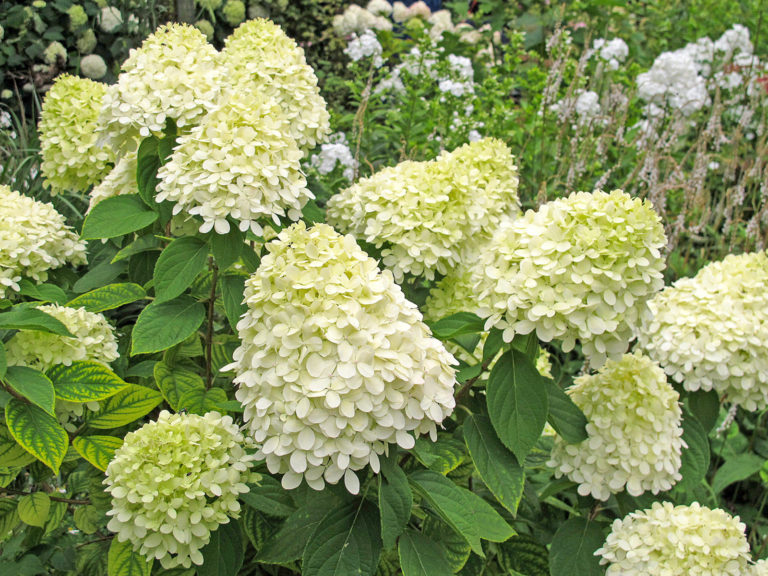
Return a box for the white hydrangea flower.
[428,10,454,40]
[478,189,666,366]
[156,89,311,236]
[309,132,358,181]
[327,138,520,282]
[220,19,330,152]
[105,411,257,569]
[752,559,768,575]
[333,4,392,35]
[0,185,86,297]
[593,38,628,70]
[636,251,768,410]
[80,54,107,79]
[548,352,684,500]
[6,304,118,371]
[366,0,392,16]
[88,150,138,211]
[637,50,709,115]
[596,502,753,575]
[228,222,457,494]
[98,23,222,149]
[39,74,114,194]
[99,6,123,32]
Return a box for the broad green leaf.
[497,535,549,576]
[108,537,152,576]
[242,507,278,554]
[178,386,227,416]
[676,412,710,492]
[74,505,103,534]
[302,499,382,576]
[73,258,127,294]
[487,348,548,463]
[18,281,69,304]
[379,456,412,549]
[544,379,588,444]
[5,400,68,473]
[302,199,325,224]
[112,235,161,263]
[686,389,720,432]
[125,361,157,379]
[158,119,178,164]
[412,434,466,474]
[87,384,163,429]
[468,493,516,543]
[18,493,50,527]
[429,313,485,340]
[220,275,247,332]
[0,555,46,575]
[72,436,123,472]
[0,306,73,336]
[81,195,159,240]
[67,283,147,313]
[131,296,206,355]
[0,499,19,542]
[482,329,504,363]
[464,414,525,516]
[137,136,161,207]
[398,531,453,576]
[3,366,55,415]
[198,520,244,576]
[240,476,296,518]
[44,500,67,535]
[549,517,605,576]
[712,453,765,495]
[154,361,205,410]
[47,361,128,403]
[0,425,36,467]
[211,227,245,271]
[153,237,210,304]
[0,341,5,378]
[422,516,471,573]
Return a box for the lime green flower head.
[596,502,752,575]
[0,185,86,297]
[76,29,97,53]
[228,222,457,494]
[68,5,88,31]
[39,74,114,193]
[105,411,258,569]
[222,0,245,26]
[478,189,666,367]
[195,19,214,41]
[43,41,67,65]
[196,0,223,10]
[221,19,330,151]
[548,352,684,500]
[637,251,768,410]
[155,89,311,236]
[5,304,118,371]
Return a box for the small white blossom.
[345,30,384,68]
[593,38,628,71]
[309,132,358,181]
[637,50,709,115]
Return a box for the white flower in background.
[366,0,392,16]
[80,54,107,79]
[88,150,138,211]
[6,304,118,371]
[229,222,457,494]
[105,411,257,569]
[596,502,753,575]
[715,24,753,62]
[99,23,222,149]
[574,90,601,123]
[345,29,384,67]
[0,185,86,297]
[478,189,667,366]
[309,132,358,181]
[752,560,768,575]
[636,251,768,410]
[637,50,709,115]
[593,38,628,70]
[428,10,454,40]
[333,4,391,35]
[99,6,123,32]
[156,89,310,236]
[681,36,715,76]
[548,352,684,500]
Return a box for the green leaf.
[153,237,210,304]
[544,379,588,444]
[487,348,548,463]
[44,500,67,535]
[712,453,765,495]
[0,306,73,336]
[72,436,123,472]
[178,386,227,416]
[131,296,206,356]
[198,520,244,576]
[0,342,5,379]
[482,329,504,364]
[74,505,103,534]
[211,227,245,271]
[497,535,549,576]
[220,275,247,332]
[158,120,178,164]
[240,476,296,518]
[137,136,161,208]
[18,281,69,304]
[468,493,516,543]
[302,499,382,576]
[108,537,152,576]
[676,412,710,492]
[242,507,278,554]
[429,313,485,340]
[412,434,466,474]
[47,361,129,403]
[0,499,20,542]
[17,493,50,527]
[87,384,163,429]
[549,517,605,576]
[67,283,147,313]
[153,361,204,410]
[464,414,525,516]
[398,531,453,576]
[379,456,412,549]
[686,389,720,432]
[3,366,55,415]
[301,199,325,224]
[112,235,161,263]
[81,195,159,240]
[0,425,36,467]
[73,259,127,294]
[5,399,68,474]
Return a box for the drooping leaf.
[210,227,245,271]
[242,507,278,554]
[496,534,550,576]
[712,453,765,495]
[544,379,588,444]
[178,386,228,416]
[428,313,485,340]
[220,275,247,332]
[686,389,720,432]
[111,235,161,263]
[379,456,412,549]
[108,537,153,576]
[44,501,67,535]
[549,517,605,576]
[87,384,163,429]
[240,476,296,518]
[18,281,69,304]
[131,296,206,355]
[422,516,471,573]
[398,531,453,576]
[676,411,710,492]
[0,425,36,467]
[47,361,128,403]
[153,361,205,411]
[17,493,50,527]
[74,505,103,534]
[153,237,210,304]
[0,499,19,542]
[198,520,244,576]
[72,436,123,472]
[3,366,55,415]
[464,414,525,516]
[81,195,159,240]
[412,434,466,475]
[0,306,73,336]
[5,399,68,473]
[67,283,147,313]
[136,136,161,208]
[0,341,5,379]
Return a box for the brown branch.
[1,488,90,505]
[454,359,494,404]
[205,259,219,389]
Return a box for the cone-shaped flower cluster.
[229,222,457,493]
[0,185,86,297]
[596,502,753,575]
[6,304,119,371]
[636,251,768,410]
[156,90,311,235]
[478,189,666,366]
[326,138,520,282]
[39,75,114,193]
[548,352,684,500]
[105,411,257,569]
[220,19,330,152]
